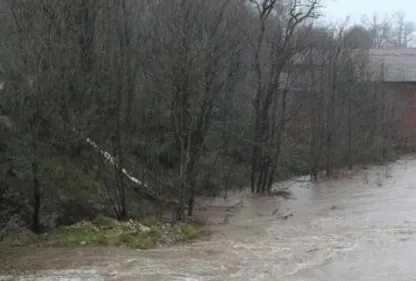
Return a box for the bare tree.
[361,13,392,48]
[361,11,416,48]
[137,0,248,218]
[0,0,408,233]
[5,0,63,233]
[344,25,372,49]
[392,11,415,48]
[249,0,320,194]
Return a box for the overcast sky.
[323,0,416,24]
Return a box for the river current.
[3,156,416,280]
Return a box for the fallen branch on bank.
[77,129,179,206]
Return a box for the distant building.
[366,48,416,146]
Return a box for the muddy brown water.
[3,156,416,280]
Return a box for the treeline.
[0,0,404,232]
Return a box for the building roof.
[366,48,416,82]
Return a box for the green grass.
[0,216,199,249]
[180,224,198,238]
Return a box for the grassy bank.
[0,215,198,249]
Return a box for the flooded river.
[3,156,416,280]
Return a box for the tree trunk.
[347,97,353,170]
[30,123,41,234]
[187,183,195,216]
[186,151,197,216]
[251,16,267,194]
[114,105,127,220]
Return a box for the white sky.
[322,0,416,24]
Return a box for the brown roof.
[366,48,416,82]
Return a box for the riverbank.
[0,215,198,251]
